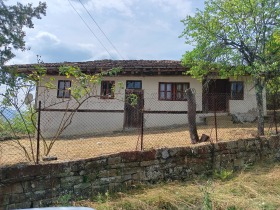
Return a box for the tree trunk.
[254,78,265,136]
[186,88,199,143]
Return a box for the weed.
[214,168,233,181]
[200,180,213,210]
[56,193,72,206]
[94,191,110,204]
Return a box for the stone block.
[99,169,118,177]
[123,167,140,175]
[61,176,82,186]
[0,194,9,206]
[140,160,159,167]
[120,151,142,162]
[145,165,162,180]
[108,157,121,165]
[85,159,107,171]
[161,149,169,159]
[141,150,157,161]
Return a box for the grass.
[69,162,280,209]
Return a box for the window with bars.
[230,81,244,100]
[57,80,71,98]
[101,81,115,99]
[159,82,190,101]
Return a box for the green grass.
[68,162,280,209]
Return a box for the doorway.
[124,89,144,128]
[203,79,230,112]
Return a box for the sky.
[7,0,205,65]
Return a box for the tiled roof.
[9,60,188,76]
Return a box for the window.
[126,80,142,89]
[57,80,71,98]
[159,82,190,101]
[101,81,115,99]
[230,82,244,100]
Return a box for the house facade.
[15,60,266,138]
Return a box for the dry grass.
[0,116,273,167]
[73,162,280,209]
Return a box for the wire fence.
[0,93,279,167]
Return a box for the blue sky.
[7,0,205,65]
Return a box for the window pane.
[166,84,172,91]
[237,83,243,93]
[126,81,142,89]
[160,83,165,91]
[135,81,141,89]
[166,92,172,99]
[58,90,64,97]
[126,81,134,89]
[176,84,182,91]
[101,81,115,98]
[57,80,71,98]
[64,90,70,98]
[176,92,182,100]
[160,92,165,99]
[231,82,243,100]
[59,81,65,89]
[183,83,189,91]
[65,81,71,88]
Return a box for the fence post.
[36,101,41,164]
[214,96,218,142]
[140,97,144,151]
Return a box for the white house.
[14,60,266,138]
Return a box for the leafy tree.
[181,0,280,135]
[0,0,46,68]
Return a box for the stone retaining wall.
[1,135,280,209]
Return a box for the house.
[14,60,266,138]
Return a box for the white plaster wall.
[228,76,267,115]
[37,75,202,137]
[40,112,124,138]
[37,75,202,111]
[37,74,266,138]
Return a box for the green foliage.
[181,0,280,79]
[56,193,72,206]
[200,181,213,210]
[11,108,36,135]
[126,93,138,107]
[0,1,46,68]
[0,108,36,138]
[94,191,111,204]
[214,168,233,181]
[181,0,280,135]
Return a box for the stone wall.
[1,135,280,209]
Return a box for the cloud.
[71,0,136,17]
[7,0,203,65]
[150,0,193,18]
[33,31,61,45]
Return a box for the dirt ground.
[1,116,271,167]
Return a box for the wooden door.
[124,89,144,128]
[203,79,230,112]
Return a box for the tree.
[0,0,46,68]
[181,0,280,135]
